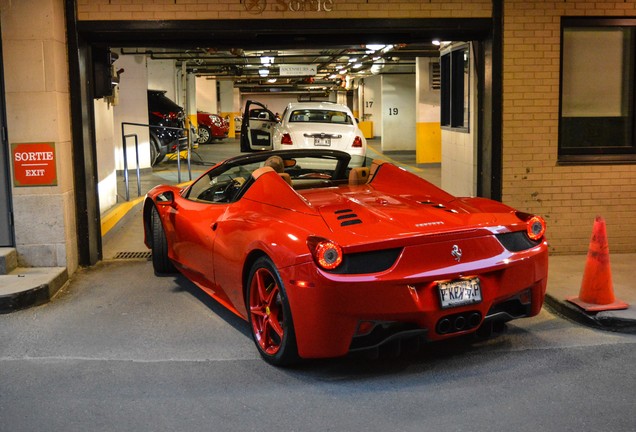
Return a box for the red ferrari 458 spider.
[143,149,548,366]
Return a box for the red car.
[143,149,548,366]
[196,111,229,144]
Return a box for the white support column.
[381,74,416,152]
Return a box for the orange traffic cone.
[567,216,628,312]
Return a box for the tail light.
[352,136,363,148]
[517,212,546,241]
[152,111,183,122]
[281,133,293,145]
[307,236,343,270]
[527,215,546,241]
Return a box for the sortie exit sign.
[11,142,57,187]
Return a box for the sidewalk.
[544,254,636,334]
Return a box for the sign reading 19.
[365,101,399,115]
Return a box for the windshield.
[184,152,374,203]
[289,109,353,125]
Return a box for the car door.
[167,167,244,286]
[169,198,226,286]
[240,100,277,152]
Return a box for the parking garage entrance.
[68,17,501,266]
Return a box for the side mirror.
[156,191,174,206]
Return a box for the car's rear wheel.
[150,136,165,166]
[247,257,299,366]
[151,206,176,275]
[198,125,211,144]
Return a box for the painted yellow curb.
[100,180,193,237]
[100,196,145,237]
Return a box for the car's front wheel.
[197,125,211,144]
[150,206,176,275]
[247,257,299,366]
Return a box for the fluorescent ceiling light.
[365,44,385,51]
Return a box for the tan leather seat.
[348,167,370,185]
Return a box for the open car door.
[240,100,277,152]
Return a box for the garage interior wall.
[441,42,479,198]
[196,77,217,114]
[112,53,152,173]
[94,98,117,213]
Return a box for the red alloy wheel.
[249,267,285,355]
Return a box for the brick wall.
[503,0,636,254]
[76,0,492,20]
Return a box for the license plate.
[314,137,331,146]
[438,277,482,309]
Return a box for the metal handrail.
[122,133,141,201]
[120,121,193,201]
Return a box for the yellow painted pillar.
[359,121,374,139]
[221,112,238,138]
[416,122,441,164]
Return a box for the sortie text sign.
[11,142,57,187]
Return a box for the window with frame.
[440,44,470,131]
[559,18,636,162]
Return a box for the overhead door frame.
[65,10,501,265]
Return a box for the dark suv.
[147,89,187,166]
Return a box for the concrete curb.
[544,293,636,335]
[0,267,68,314]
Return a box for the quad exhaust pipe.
[436,311,482,335]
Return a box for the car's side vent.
[419,200,459,214]
[335,209,362,226]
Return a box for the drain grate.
[113,251,152,260]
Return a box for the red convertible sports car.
[143,149,548,366]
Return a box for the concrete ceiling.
[122,42,440,94]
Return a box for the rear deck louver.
[335,208,362,226]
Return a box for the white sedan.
[272,102,367,157]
